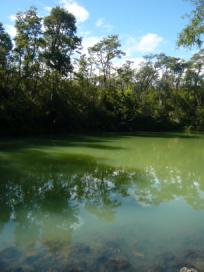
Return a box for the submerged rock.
[0,247,22,260]
[183,249,204,271]
[96,255,131,272]
[132,249,144,258]
[105,256,131,271]
[180,268,198,272]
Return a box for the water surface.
[0,133,204,271]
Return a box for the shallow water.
[0,133,204,271]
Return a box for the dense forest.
[1,1,204,135]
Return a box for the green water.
[1,133,204,271]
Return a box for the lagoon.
[0,133,204,271]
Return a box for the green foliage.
[43,6,81,76]
[0,23,12,68]
[177,0,204,47]
[14,7,43,78]
[0,6,204,135]
[88,35,125,87]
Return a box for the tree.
[43,6,81,76]
[14,7,43,77]
[117,60,135,90]
[75,54,89,82]
[1,4,204,135]
[0,23,12,68]
[135,55,158,92]
[88,35,125,87]
[0,23,12,102]
[178,0,204,47]
[185,49,204,87]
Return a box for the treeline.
[1,6,204,135]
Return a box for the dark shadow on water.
[0,131,202,153]
[0,135,124,152]
[100,131,203,139]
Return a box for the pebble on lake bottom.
[1,242,204,272]
[180,267,198,272]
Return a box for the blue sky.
[0,0,198,65]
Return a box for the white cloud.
[82,35,101,54]
[136,33,163,53]
[8,14,16,22]
[80,33,146,69]
[60,0,89,23]
[123,37,138,57]
[114,56,145,70]
[5,25,16,38]
[122,33,164,57]
[96,18,113,31]
[96,18,104,28]
[44,6,52,13]
[128,57,146,69]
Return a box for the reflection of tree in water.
[129,165,204,210]
[1,148,204,270]
[0,151,130,247]
[1,148,204,229]
[0,151,134,271]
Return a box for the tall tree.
[0,23,12,68]
[43,6,81,76]
[117,60,135,90]
[178,0,204,47]
[89,35,125,87]
[0,22,12,100]
[135,55,159,92]
[14,7,43,77]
